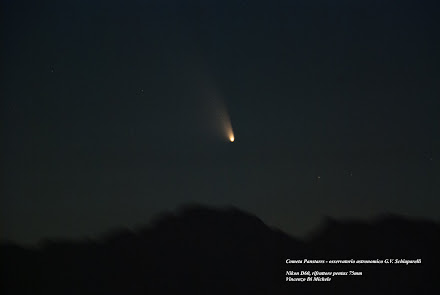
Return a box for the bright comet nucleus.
[229,134,235,142]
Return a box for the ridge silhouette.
[1,204,439,294]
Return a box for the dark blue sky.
[1,0,439,244]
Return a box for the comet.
[192,56,236,143]
[205,95,235,143]
[194,67,235,143]
[219,103,234,143]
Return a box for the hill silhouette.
[1,204,439,294]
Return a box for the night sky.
[1,0,439,244]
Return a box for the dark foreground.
[1,205,439,294]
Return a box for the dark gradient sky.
[1,0,439,244]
